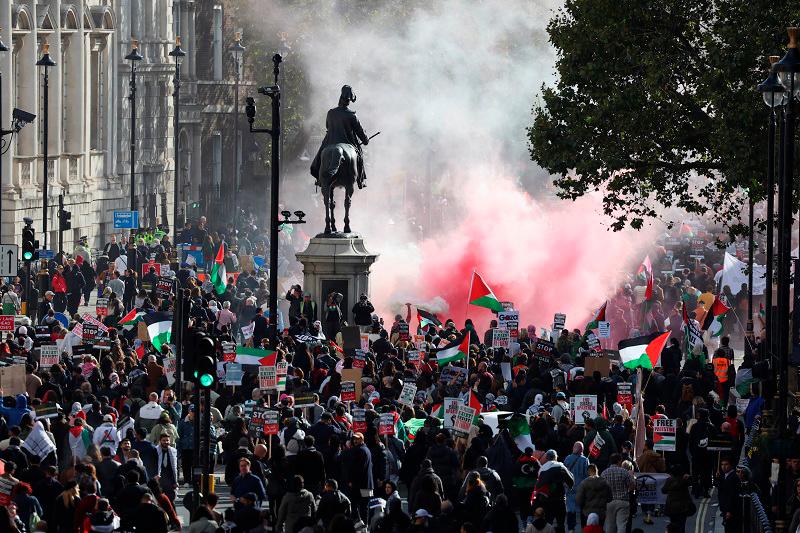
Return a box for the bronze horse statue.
[317,142,360,234]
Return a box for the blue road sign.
[39,249,55,260]
[113,210,139,229]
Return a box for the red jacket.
[52,272,67,293]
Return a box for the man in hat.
[310,85,371,189]
[93,414,121,455]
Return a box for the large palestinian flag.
[118,308,144,329]
[142,312,172,353]
[436,335,470,366]
[701,296,731,338]
[585,302,607,331]
[235,346,277,366]
[618,332,670,370]
[469,271,504,312]
[209,243,227,295]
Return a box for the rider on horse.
[310,85,370,189]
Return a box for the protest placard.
[341,326,361,352]
[492,329,510,349]
[96,298,108,317]
[82,322,98,342]
[360,333,370,351]
[443,398,460,429]
[586,332,601,352]
[500,362,512,382]
[241,322,254,340]
[635,473,669,505]
[341,381,356,402]
[453,405,476,435]
[341,368,362,400]
[440,366,468,386]
[225,363,243,386]
[398,383,417,407]
[155,277,175,299]
[35,401,60,419]
[500,301,515,311]
[598,321,611,339]
[352,408,367,433]
[0,316,13,332]
[573,395,598,425]
[736,398,750,414]
[222,342,237,362]
[276,361,288,391]
[413,334,425,350]
[164,356,176,385]
[379,413,395,436]
[653,418,677,452]
[617,382,633,412]
[141,261,162,279]
[263,410,279,435]
[259,366,277,389]
[249,406,269,436]
[293,391,317,407]
[498,310,519,339]
[39,345,60,367]
[533,339,556,358]
[353,349,366,368]
[553,313,567,331]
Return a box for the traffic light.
[196,334,216,388]
[58,208,71,231]
[22,222,38,262]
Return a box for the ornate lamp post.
[246,54,283,340]
[757,55,785,367]
[36,42,56,249]
[230,33,246,229]
[125,40,143,213]
[168,37,185,242]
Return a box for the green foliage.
[528,0,795,234]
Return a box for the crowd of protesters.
[0,220,794,533]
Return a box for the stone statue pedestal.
[295,234,379,324]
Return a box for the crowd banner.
[635,473,669,505]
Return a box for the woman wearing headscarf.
[564,441,589,533]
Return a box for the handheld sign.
[413,334,426,350]
[398,322,410,341]
[249,406,269,437]
[498,310,520,339]
[360,333,370,351]
[259,366,277,389]
[653,419,677,452]
[340,381,357,402]
[379,413,395,436]
[95,298,108,317]
[407,350,422,369]
[225,363,244,386]
[616,382,633,413]
[492,329,510,349]
[352,409,367,433]
[39,345,61,367]
[553,313,567,331]
[353,349,366,369]
[453,405,476,435]
[573,395,598,425]
[82,322,98,342]
[155,277,175,300]
[398,383,417,407]
[263,410,279,435]
[276,361,288,391]
[443,397,460,429]
[222,342,237,363]
[598,321,611,339]
[0,316,14,332]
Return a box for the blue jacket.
[231,472,267,504]
[0,395,32,427]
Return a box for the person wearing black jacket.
[689,408,716,498]
[716,457,739,532]
[352,294,375,327]
[64,260,85,315]
[295,435,326,496]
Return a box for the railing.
[739,416,773,533]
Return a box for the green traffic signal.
[22,251,32,260]
[199,373,214,387]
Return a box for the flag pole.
[465,269,475,378]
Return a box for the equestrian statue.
[310,85,377,235]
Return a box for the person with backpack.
[532,449,575,533]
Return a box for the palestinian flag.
[468,390,483,424]
[209,243,227,295]
[585,302,607,331]
[118,308,144,329]
[506,414,534,453]
[679,223,694,238]
[682,304,703,354]
[417,308,442,329]
[469,271,504,312]
[403,417,428,443]
[637,256,654,300]
[68,426,94,461]
[436,335,470,366]
[142,312,172,353]
[618,332,670,370]
[135,342,145,360]
[235,346,277,366]
[653,429,676,450]
[702,296,731,338]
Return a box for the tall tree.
[528,0,794,233]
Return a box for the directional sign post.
[113,210,139,229]
[0,245,18,277]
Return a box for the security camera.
[12,108,35,125]
[23,216,33,225]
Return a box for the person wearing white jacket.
[93,415,121,455]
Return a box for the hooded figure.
[0,394,32,427]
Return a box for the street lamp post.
[125,40,143,214]
[758,55,785,365]
[0,31,8,230]
[246,53,283,341]
[169,37,185,243]
[36,43,55,250]
[230,33,245,230]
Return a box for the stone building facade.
[0,0,176,251]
